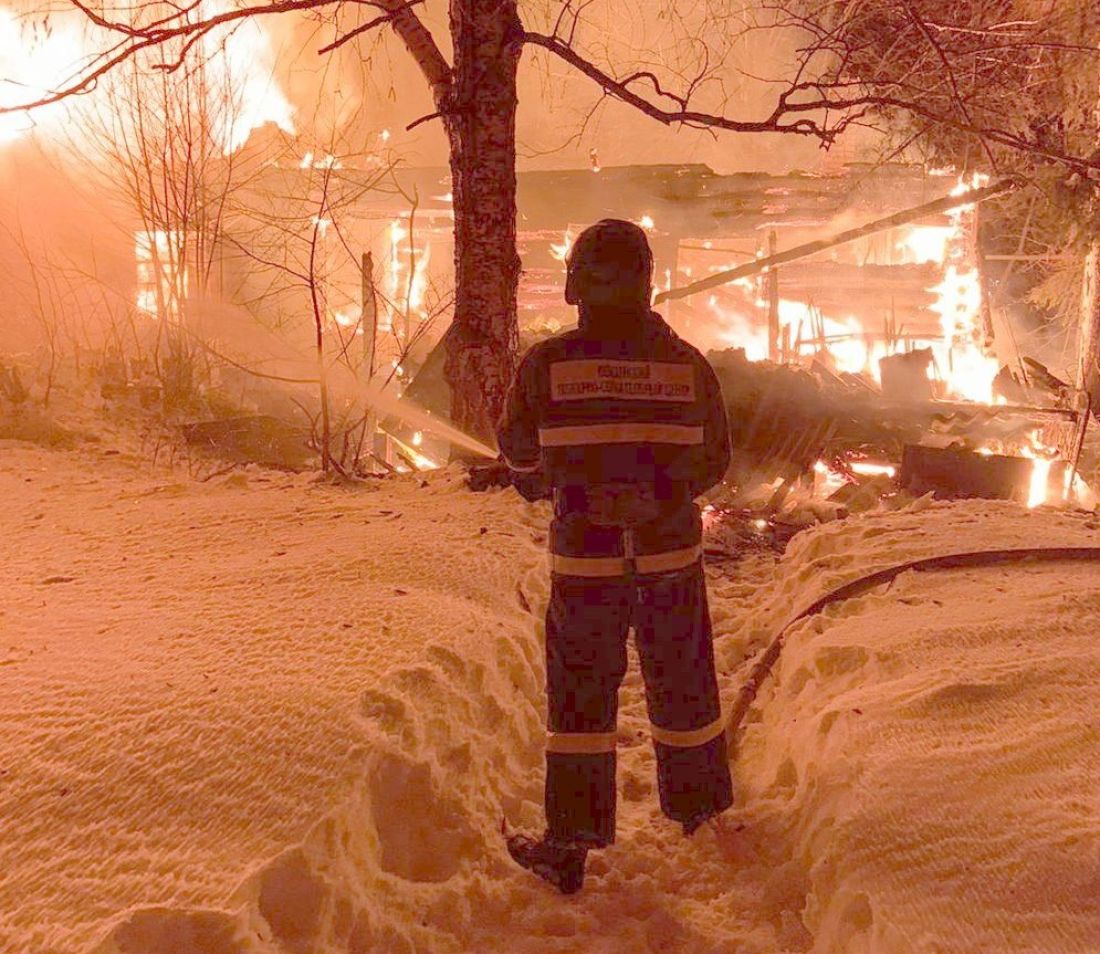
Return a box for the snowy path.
[4,441,1100,953]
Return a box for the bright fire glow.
[899,225,952,264]
[331,306,360,329]
[0,9,83,144]
[135,230,185,319]
[708,290,768,361]
[928,265,998,402]
[384,218,432,339]
[1019,433,1058,508]
[1027,456,1054,508]
[850,461,897,478]
[206,2,294,153]
[700,174,999,403]
[0,4,293,154]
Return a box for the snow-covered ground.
[3,438,1100,953]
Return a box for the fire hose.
[724,545,1100,758]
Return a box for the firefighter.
[498,218,733,894]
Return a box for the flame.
[550,229,574,263]
[1018,431,1059,508]
[898,225,953,264]
[696,174,1000,402]
[135,229,186,319]
[927,265,998,402]
[384,217,432,339]
[205,2,294,153]
[1027,456,1054,508]
[709,293,769,359]
[968,429,1064,508]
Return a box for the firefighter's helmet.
[565,219,653,308]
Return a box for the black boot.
[682,810,719,837]
[506,832,588,894]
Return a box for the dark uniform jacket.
[498,307,730,577]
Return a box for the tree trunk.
[443,0,523,446]
[1076,66,1100,398]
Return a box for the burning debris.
[704,344,1090,526]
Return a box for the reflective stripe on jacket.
[497,308,730,570]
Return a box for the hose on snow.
[724,545,1100,757]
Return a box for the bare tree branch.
[317,1,425,55]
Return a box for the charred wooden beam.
[901,444,1030,502]
[900,444,1066,505]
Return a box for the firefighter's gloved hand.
[467,459,512,492]
[466,458,549,501]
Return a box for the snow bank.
[0,443,550,952]
[738,500,1100,953]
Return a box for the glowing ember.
[813,458,896,497]
[850,462,896,478]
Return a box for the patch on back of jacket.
[549,360,695,403]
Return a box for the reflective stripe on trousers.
[549,544,702,578]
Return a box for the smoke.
[185,296,497,458]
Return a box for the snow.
[3,437,1100,953]
[741,503,1100,953]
